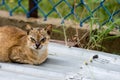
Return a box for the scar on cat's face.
[26,24,52,50]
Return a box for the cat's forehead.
[29,28,47,38]
[30,28,45,34]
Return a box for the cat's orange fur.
[0,24,52,65]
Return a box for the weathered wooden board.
[0,43,120,80]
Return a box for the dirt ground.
[0,10,120,55]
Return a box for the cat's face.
[26,24,52,50]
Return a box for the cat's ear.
[25,24,33,35]
[45,24,52,35]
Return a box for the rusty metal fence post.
[29,0,38,18]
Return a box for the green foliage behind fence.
[0,0,120,27]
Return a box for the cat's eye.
[40,37,46,42]
[30,37,36,43]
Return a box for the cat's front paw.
[33,60,46,66]
[33,61,42,66]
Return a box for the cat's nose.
[35,42,40,49]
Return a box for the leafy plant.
[86,18,120,51]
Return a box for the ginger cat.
[0,24,52,65]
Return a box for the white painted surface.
[0,43,120,80]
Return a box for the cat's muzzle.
[35,42,42,49]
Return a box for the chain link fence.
[0,0,120,27]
